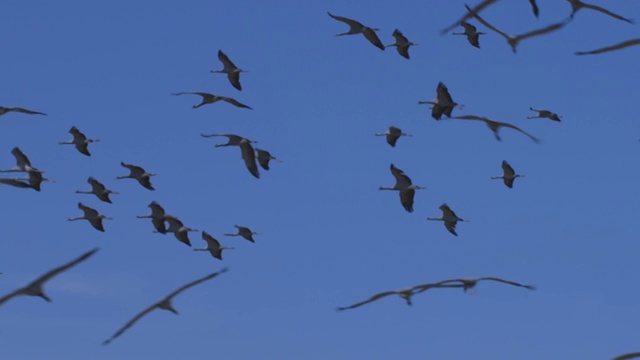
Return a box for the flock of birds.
[1,1,638,358]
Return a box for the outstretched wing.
[529,0,539,18]
[363,28,385,51]
[218,50,239,70]
[222,97,253,110]
[440,0,500,35]
[496,121,541,143]
[465,4,511,41]
[240,140,260,178]
[399,189,415,213]
[336,290,399,311]
[477,277,536,290]
[103,303,159,345]
[164,268,230,301]
[27,248,100,289]
[575,38,640,55]
[327,12,365,31]
[581,3,634,24]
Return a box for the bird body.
[103,268,229,345]
[76,177,118,203]
[386,29,418,59]
[327,12,385,51]
[0,147,42,173]
[491,160,525,188]
[194,231,235,260]
[375,126,412,147]
[172,92,253,110]
[418,82,463,120]
[68,202,112,232]
[379,164,425,213]
[0,248,99,306]
[211,50,246,91]
[452,22,485,48]
[136,201,167,234]
[116,162,156,190]
[224,225,261,242]
[528,107,562,121]
[336,282,464,311]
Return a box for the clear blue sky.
[1,1,639,359]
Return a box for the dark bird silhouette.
[336,282,464,311]
[379,164,426,213]
[327,12,385,51]
[0,170,52,191]
[211,50,247,91]
[59,126,100,156]
[465,4,572,53]
[440,0,499,35]
[0,147,43,173]
[452,114,541,143]
[386,29,418,59]
[0,106,46,117]
[68,202,112,232]
[427,203,468,236]
[76,177,119,203]
[528,107,562,121]
[103,268,229,345]
[418,82,464,120]
[136,201,167,234]
[172,92,253,110]
[224,225,261,242]
[452,22,485,48]
[435,276,536,292]
[491,161,525,188]
[201,133,257,147]
[0,248,99,306]
[116,162,156,190]
[375,126,412,147]
[155,215,197,247]
[529,0,540,18]
[567,0,634,24]
[194,231,235,260]
[239,138,260,178]
[612,352,640,360]
[575,38,640,55]
[255,148,281,170]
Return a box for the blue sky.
[1,1,639,359]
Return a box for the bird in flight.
[375,126,412,147]
[211,50,247,91]
[452,114,541,143]
[427,204,468,236]
[0,169,52,191]
[68,202,112,232]
[465,4,572,53]
[239,138,260,179]
[75,177,119,203]
[575,38,640,56]
[452,22,485,48]
[194,231,235,260]
[201,133,257,147]
[327,12,385,51]
[418,82,464,120]
[434,276,536,292]
[0,147,43,173]
[440,0,500,35]
[0,248,99,306]
[59,126,100,156]
[567,0,634,24]
[103,268,229,345]
[255,148,281,170]
[491,160,525,189]
[379,164,426,213]
[527,107,562,122]
[116,162,156,191]
[172,92,253,110]
[386,29,418,59]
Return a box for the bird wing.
[440,204,458,219]
[120,162,145,174]
[444,221,459,236]
[8,107,47,116]
[217,50,239,71]
[163,269,229,301]
[431,105,446,120]
[386,133,399,147]
[363,27,385,50]
[201,231,221,250]
[436,82,454,105]
[89,178,106,192]
[0,178,33,189]
[171,92,214,100]
[440,0,500,35]
[477,277,536,290]
[78,203,99,217]
[256,149,272,170]
[228,71,242,91]
[461,22,477,33]
[529,0,539,18]
[396,45,410,59]
[222,97,253,110]
[0,287,26,305]
[90,218,106,232]
[501,160,515,177]
[152,217,167,234]
[495,121,541,143]
[138,175,155,190]
[575,38,640,55]
[581,3,634,23]
[327,12,365,31]
[27,248,100,289]
[240,140,260,178]
[612,352,640,360]
[468,33,481,48]
[76,143,91,156]
[399,189,415,213]
[103,303,159,345]
[465,4,511,41]
[174,231,192,247]
[390,164,412,186]
[392,29,408,43]
[336,290,399,311]
[504,177,515,188]
[452,114,490,123]
[12,147,33,168]
[513,20,569,43]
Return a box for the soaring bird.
[116,162,156,191]
[418,82,464,120]
[440,0,499,35]
[527,107,562,122]
[68,203,112,232]
[75,177,119,203]
[575,38,640,56]
[452,114,541,143]
[239,138,260,179]
[255,148,281,171]
[0,248,99,306]
[379,164,426,213]
[59,126,100,156]
[200,133,257,147]
[452,22,485,48]
[0,147,42,173]
[427,204,467,236]
[375,126,412,147]
[336,282,464,311]
[194,231,235,260]
[0,106,46,117]
[211,50,247,91]
[224,225,261,243]
[156,215,197,247]
[0,170,52,191]
[435,277,536,292]
[465,4,572,53]
[327,12,385,51]
[172,92,253,110]
[491,161,525,188]
[103,268,229,346]
[136,201,168,234]
[386,29,418,59]
[567,0,634,24]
